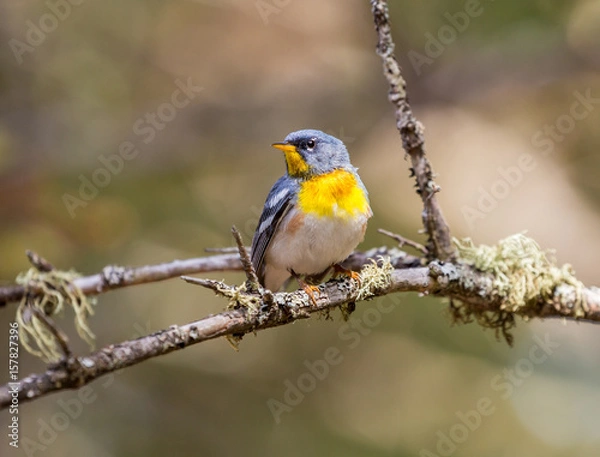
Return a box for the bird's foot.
[291,270,320,306]
[301,282,321,307]
[332,264,361,284]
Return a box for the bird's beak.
[271,142,309,176]
[271,142,297,154]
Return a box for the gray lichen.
[452,233,586,344]
[224,283,262,314]
[356,257,393,301]
[15,268,96,362]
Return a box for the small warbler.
[251,129,372,293]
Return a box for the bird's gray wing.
[251,176,297,285]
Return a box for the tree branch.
[2,261,599,409]
[0,247,422,307]
[370,0,455,261]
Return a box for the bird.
[251,129,372,296]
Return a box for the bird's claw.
[301,283,321,307]
[332,264,361,285]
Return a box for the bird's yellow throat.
[283,149,310,176]
[298,169,370,218]
[271,143,310,177]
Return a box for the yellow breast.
[298,169,370,218]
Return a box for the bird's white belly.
[266,208,369,277]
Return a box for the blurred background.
[1,0,599,455]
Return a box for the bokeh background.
[1,0,600,456]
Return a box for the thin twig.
[28,303,72,359]
[231,225,261,292]
[204,247,239,253]
[378,228,428,255]
[26,250,55,272]
[180,276,235,298]
[370,0,456,261]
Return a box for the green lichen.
[222,257,394,347]
[224,283,261,314]
[222,282,264,350]
[15,268,96,362]
[356,257,394,301]
[225,334,242,351]
[332,257,393,320]
[452,233,586,344]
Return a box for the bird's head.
[271,129,351,178]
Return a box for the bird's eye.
[306,138,316,150]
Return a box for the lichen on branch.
[450,233,588,344]
[15,267,96,362]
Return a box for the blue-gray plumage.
[251,176,298,283]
